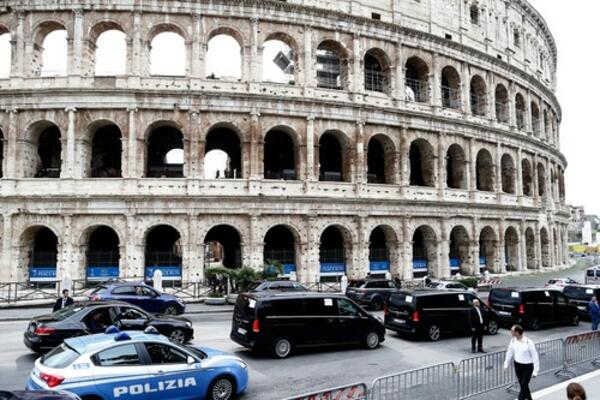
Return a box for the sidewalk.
[533,369,600,399]
[0,302,234,321]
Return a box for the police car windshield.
[41,343,80,368]
[184,346,207,360]
[51,304,85,320]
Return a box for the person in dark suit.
[469,299,486,353]
[53,289,74,312]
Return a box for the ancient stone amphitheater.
[0,0,568,286]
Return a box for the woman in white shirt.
[503,324,539,400]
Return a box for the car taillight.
[487,299,492,308]
[91,295,101,301]
[252,319,260,333]
[412,311,420,322]
[40,372,64,388]
[34,327,56,336]
[518,304,525,315]
[383,303,388,316]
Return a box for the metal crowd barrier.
[457,350,513,398]
[283,382,367,400]
[564,331,600,370]
[370,362,457,400]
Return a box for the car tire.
[427,325,442,341]
[271,337,293,359]
[169,328,186,344]
[364,331,380,349]
[486,320,499,335]
[571,314,580,326]
[162,305,180,315]
[207,375,236,400]
[530,317,541,331]
[370,297,384,311]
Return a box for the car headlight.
[176,297,185,304]
[186,322,192,329]
[235,360,248,369]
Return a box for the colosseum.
[0,0,568,286]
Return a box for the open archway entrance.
[205,127,242,179]
[449,226,471,276]
[23,227,58,284]
[90,124,122,177]
[319,226,348,280]
[146,126,184,178]
[264,130,296,180]
[505,227,519,272]
[525,228,536,270]
[369,226,393,277]
[86,226,120,281]
[540,228,550,268]
[479,227,497,274]
[204,225,242,269]
[264,225,297,275]
[410,139,435,187]
[36,125,62,178]
[145,225,182,281]
[446,144,466,189]
[412,226,438,278]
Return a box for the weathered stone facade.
[0,0,568,284]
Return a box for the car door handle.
[154,370,166,376]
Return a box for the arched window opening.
[36,126,62,178]
[91,125,122,178]
[410,139,435,187]
[150,32,186,76]
[441,66,461,109]
[95,30,126,76]
[495,84,509,123]
[470,75,487,116]
[505,227,519,272]
[540,228,550,268]
[369,227,392,275]
[25,227,58,284]
[319,226,347,279]
[531,102,541,136]
[476,149,494,191]
[0,32,11,78]
[450,226,471,276]
[207,34,241,80]
[446,144,466,189]
[405,57,429,103]
[543,110,551,141]
[40,29,68,76]
[479,227,497,274]
[262,39,295,84]
[521,159,533,196]
[515,94,526,130]
[537,163,546,197]
[87,226,120,281]
[146,126,184,178]
[525,228,536,270]
[412,226,437,278]
[501,154,515,194]
[145,225,182,282]
[264,130,296,180]
[205,127,242,179]
[316,41,347,90]
[205,225,242,270]
[364,50,389,93]
[470,5,480,25]
[264,225,296,275]
[319,132,347,182]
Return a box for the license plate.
[498,311,511,316]
[237,327,247,335]
[393,318,406,324]
[578,306,587,310]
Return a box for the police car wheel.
[163,305,179,315]
[271,337,293,359]
[169,329,186,344]
[364,331,380,349]
[208,376,235,400]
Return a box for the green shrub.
[457,277,478,288]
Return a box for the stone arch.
[449,225,471,276]
[479,226,498,273]
[89,21,127,76]
[368,225,398,275]
[525,227,536,270]
[81,225,121,281]
[409,138,435,187]
[205,123,244,179]
[515,93,526,130]
[23,120,62,178]
[204,224,243,269]
[149,26,187,76]
[18,225,59,283]
[145,121,185,178]
[470,75,487,116]
[537,162,546,197]
[501,154,516,194]
[145,224,183,281]
[32,20,69,77]
[319,130,351,182]
[522,159,533,196]
[207,26,245,47]
[412,225,438,278]
[495,84,509,123]
[263,224,300,275]
[476,149,494,191]
[0,28,10,78]
[262,32,298,84]
[364,47,391,94]
[148,23,189,43]
[446,143,467,189]
[319,224,354,279]
[531,101,541,136]
[367,134,396,184]
[206,27,244,80]
[540,227,550,268]
[505,226,520,272]
[86,120,123,178]
[543,109,551,141]
[264,127,299,180]
[316,40,350,90]
[441,66,461,109]
[405,56,429,102]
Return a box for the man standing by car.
[589,296,600,331]
[53,289,73,312]
[469,299,486,353]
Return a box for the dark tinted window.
[366,281,388,289]
[304,298,337,316]
[554,293,568,305]
[95,344,140,367]
[389,293,415,308]
[145,343,188,364]
[112,286,136,295]
[337,298,360,316]
[41,344,80,368]
[563,286,592,300]
[587,270,595,277]
[525,291,552,303]
[234,295,257,319]
[438,293,468,308]
[262,299,305,316]
[418,295,444,309]
[119,307,149,320]
[50,304,85,321]
[490,289,520,304]
[135,286,157,296]
[348,280,366,288]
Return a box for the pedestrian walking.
[503,324,539,400]
[588,296,600,331]
[566,382,586,400]
[469,299,486,353]
[53,289,74,312]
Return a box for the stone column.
[305,116,315,181]
[432,53,442,111]
[129,12,143,77]
[534,222,542,270]
[471,218,481,276]
[247,214,263,270]
[437,134,446,194]
[10,12,25,78]
[63,108,77,178]
[495,142,502,194]
[487,72,496,122]
[532,154,539,201]
[402,217,413,281]
[394,42,405,103]
[0,214,13,282]
[400,128,409,195]
[516,148,523,198]
[125,214,144,278]
[58,215,77,281]
[249,110,261,179]
[250,18,260,83]
[508,81,517,129]
[439,219,451,279]
[460,62,470,115]
[69,9,85,78]
[4,108,18,178]
[355,121,365,184]
[468,138,477,193]
[126,108,138,178]
[190,13,202,78]
[351,34,362,94]
[188,111,200,177]
[302,26,313,89]
[355,216,369,278]
[498,219,506,273]
[303,216,320,283]
[519,221,527,271]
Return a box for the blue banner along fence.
[145,266,182,281]
[29,266,56,282]
[86,266,119,281]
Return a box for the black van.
[384,290,499,341]
[488,288,580,330]
[563,285,600,319]
[230,292,385,358]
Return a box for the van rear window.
[587,270,595,277]
[41,343,80,368]
[490,289,520,304]
[564,286,595,300]
[234,295,257,319]
[389,293,415,307]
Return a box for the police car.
[26,327,249,400]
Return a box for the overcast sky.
[0,2,598,214]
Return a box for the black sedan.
[23,301,194,352]
[0,391,80,400]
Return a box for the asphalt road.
[0,312,593,399]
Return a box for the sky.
[0,3,598,213]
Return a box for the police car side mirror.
[187,355,196,365]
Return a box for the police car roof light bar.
[143,326,160,335]
[105,325,120,334]
[114,332,131,341]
